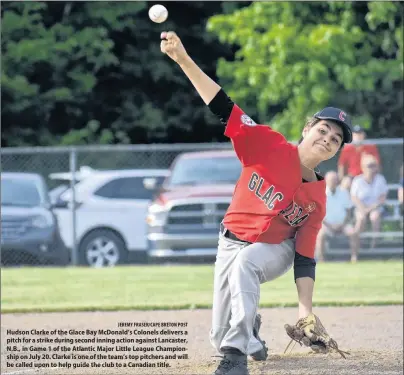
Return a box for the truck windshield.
[168,156,242,186]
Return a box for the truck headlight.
[146,204,168,226]
[31,213,54,228]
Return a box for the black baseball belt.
[220,222,251,244]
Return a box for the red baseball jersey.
[222,105,326,259]
[338,143,380,177]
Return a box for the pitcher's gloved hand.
[284,313,350,359]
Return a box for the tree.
[1,1,251,146]
[207,2,403,140]
[1,1,143,146]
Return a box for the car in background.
[146,150,240,260]
[50,169,170,267]
[1,172,69,266]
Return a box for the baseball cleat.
[250,314,268,361]
[213,353,249,375]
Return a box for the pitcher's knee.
[234,250,261,272]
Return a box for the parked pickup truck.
[147,149,404,262]
[146,150,240,260]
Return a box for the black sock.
[222,346,244,356]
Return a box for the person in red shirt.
[338,125,381,180]
[160,31,353,375]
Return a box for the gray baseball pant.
[209,232,295,355]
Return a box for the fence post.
[69,147,78,266]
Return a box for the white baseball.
[148,5,168,24]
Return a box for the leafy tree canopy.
[207,2,403,139]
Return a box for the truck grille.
[170,204,204,212]
[1,221,28,241]
[167,202,229,227]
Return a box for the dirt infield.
[1,306,403,375]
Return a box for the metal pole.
[69,148,78,266]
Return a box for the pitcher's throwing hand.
[160,31,188,64]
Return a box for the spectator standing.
[338,125,381,181]
[316,171,355,262]
[350,154,388,253]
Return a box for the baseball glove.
[283,313,350,359]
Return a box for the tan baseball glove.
[284,313,350,358]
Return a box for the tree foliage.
[1,1,402,147]
[207,2,403,140]
[1,1,143,146]
[1,1,250,146]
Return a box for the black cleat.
[250,314,268,361]
[213,353,249,375]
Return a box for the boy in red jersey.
[161,31,353,375]
[338,125,381,180]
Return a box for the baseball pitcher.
[161,31,350,375]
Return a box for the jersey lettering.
[248,173,259,191]
[283,203,298,221]
[261,186,274,205]
[291,213,309,226]
[248,172,284,211]
[248,172,312,226]
[267,192,284,210]
[281,203,310,227]
[280,202,294,215]
[255,178,265,199]
[288,206,302,222]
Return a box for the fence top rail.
[1,138,403,154]
[0,143,233,154]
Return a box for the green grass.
[1,260,403,313]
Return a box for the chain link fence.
[1,139,403,267]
